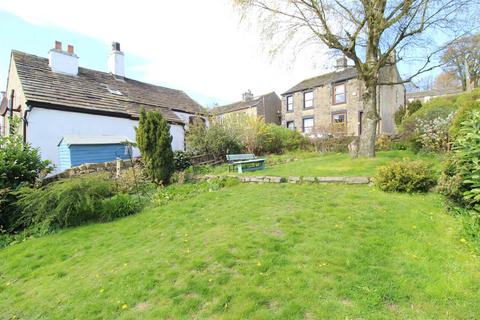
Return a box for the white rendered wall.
[48,50,78,76]
[26,108,185,173]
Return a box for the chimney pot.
[49,41,78,75]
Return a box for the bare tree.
[442,34,480,91]
[234,0,478,157]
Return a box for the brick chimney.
[335,56,347,71]
[242,90,254,102]
[48,41,79,75]
[108,42,125,78]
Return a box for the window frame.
[333,82,347,105]
[286,95,294,112]
[302,116,314,133]
[303,91,314,109]
[286,120,295,130]
[331,111,347,133]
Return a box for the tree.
[234,0,477,157]
[441,34,480,91]
[433,71,462,91]
[135,110,174,185]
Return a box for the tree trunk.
[358,80,378,157]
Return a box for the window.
[286,95,293,112]
[333,83,346,104]
[303,117,314,133]
[332,112,347,133]
[286,121,295,130]
[303,91,313,109]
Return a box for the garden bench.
[226,154,265,173]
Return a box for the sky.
[0,0,440,107]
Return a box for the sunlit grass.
[1,183,478,319]
[209,150,443,177]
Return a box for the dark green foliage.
[450,100,480,138]
[395,100,422,125]
[173,151,192,171]
[100,193,143,222]
[263,124,308,154]
[439,111,480,212]
[0,121,53,230]
[375,159,437,193]
[14,175,114,231]
[136,110,174,185]
[186,117,242,158]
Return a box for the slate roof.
[211,92,277,115]
[58,135,133,146]
[11,50,204,123]
[283,68,358,95]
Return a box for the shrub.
[395,100,422,125]
[187,116,242,158]
[100,193,143,222]
[114,166,155,195]
[440,111,480,212]
[263,124,308,154]
[375,159,437,193]
[309,136,353,153]
[450,100,480,138]
[13,175,114,231]
[173,151,192,171]
[0,122,53,230]
[411,112,455,152]
[375,134,393,151]
[136,109,174,185]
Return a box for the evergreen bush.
[136,110,174,185]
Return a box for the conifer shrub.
[136,110,174,185]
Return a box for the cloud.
[0,0,330,104]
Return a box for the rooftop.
[11,50,204,123]
[283,68,358,95]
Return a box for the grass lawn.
[1,183,479,319]
[210,150,442,177]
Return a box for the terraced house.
[1,41,205,173]
[282,57,405,136]
[212,91,281,124]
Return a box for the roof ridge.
[11,49,186,94]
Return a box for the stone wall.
[194,174,371,185]
[42,158,143,185]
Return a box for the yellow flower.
[208,278,213,282]
[257,262,262,266]
[460,238,467,243]
[122,304,128,310]
[99,288,104,293]
[412,225,417,229]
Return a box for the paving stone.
[317,177,346,183]
[344,177,370,184]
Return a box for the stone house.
[1,41,205,173]
[281,57,405,136]
[211,91,281,124]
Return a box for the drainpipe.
[23,105,31,144]
[8,90,14,135]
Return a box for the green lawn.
[1,183,479,319]
[211,150,442,177]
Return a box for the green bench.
[226,154,265,173]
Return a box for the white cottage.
[1,41,205,172]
